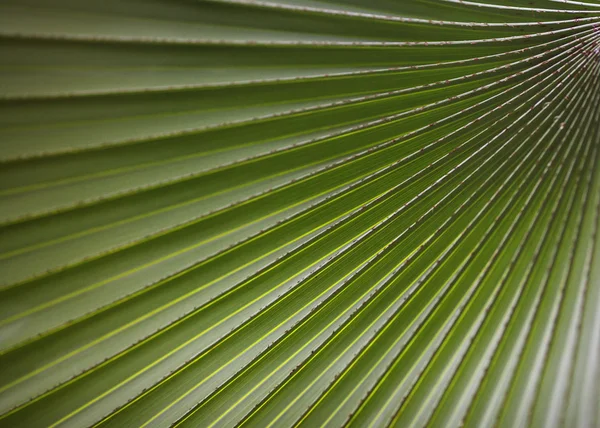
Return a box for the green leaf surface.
[1,1,599,427]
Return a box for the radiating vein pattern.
[0,0,600,427]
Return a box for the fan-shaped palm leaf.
[1,0,599,427]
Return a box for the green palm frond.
[1,0,599,427]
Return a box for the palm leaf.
[1,0,599,426]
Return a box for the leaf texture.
[0,0,600,427]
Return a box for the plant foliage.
[0,0,600,427]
